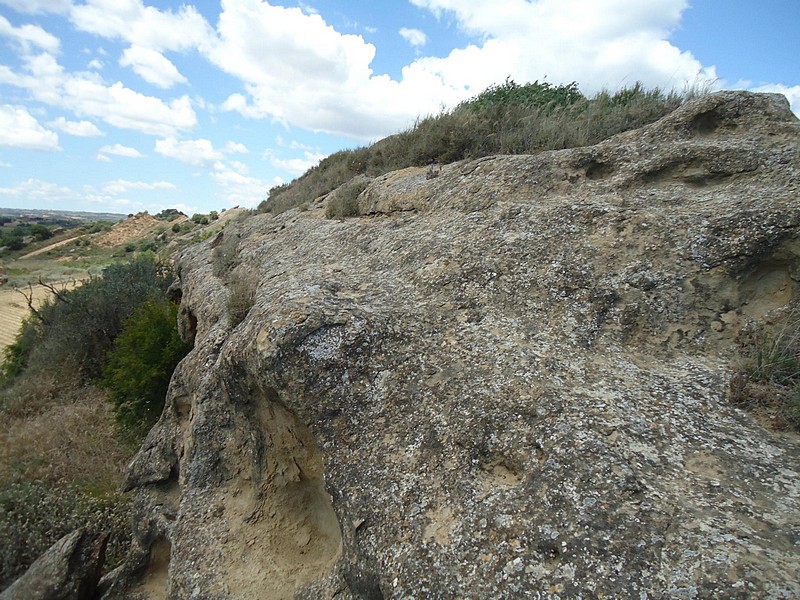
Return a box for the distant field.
[0,282,81,353]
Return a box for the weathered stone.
[1,529,107,600]
[107,91,800,598]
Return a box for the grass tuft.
[729,306,800,431]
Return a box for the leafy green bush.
[729,308,800,431]
[101,297,191,436]
[1,236,23,251]
[6,256,176,382]
[260,80,686,215]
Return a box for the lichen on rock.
[104,91,800,599]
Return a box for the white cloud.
[399,27,428,48]
[119,45,188,88]
[0,15,60,53]
[87,58,103,70]
[0,53,198,136]
[211,160,269,208]
[0,0,70,15]
[0,104,60,150]
[750,83,800,118]
[0,178,73,204]
[49,116,104,137]
[69,0,212,52]
[225,141,249,154]
[272,150,327,176]
[102,179,176,195]
[208,1,435,139]
[155,137,223,166]
[406,0,715,95]
[207,0,722,142]
[99,143,145,158]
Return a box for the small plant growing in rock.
[227,275,257,327]
[729,306,800,431]
[325,179,368,219]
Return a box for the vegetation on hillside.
[261,79,688,215]
[0,254,192,588]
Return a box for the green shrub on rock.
[101,297,191,437]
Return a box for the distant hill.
[0,207,127,223]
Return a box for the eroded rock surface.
[1,529,108,600]
[107,92,800,598]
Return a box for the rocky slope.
[103,91,798,598]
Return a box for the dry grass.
[260,82,687,215]
[0,375,135,590]
[0,389,132,491]
[729,306,800,431]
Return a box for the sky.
[0,1,798,216]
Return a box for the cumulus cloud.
[49,116,104,137]
[208,1,443,139]
[206,0,723,141]
[399,27,428,48]
[0,104,60,150]
[155,137,224,166]
[99,144,145,158]
[102,179,176,195]
[0,15,60,53]
[225,141,249,154]
[69,0,212,52]
[120,45,188,88]
[272,150,327,176]
[0,53,197,136]
[0,179,74,205]
[211,160,270,208]
[405,0,717,95]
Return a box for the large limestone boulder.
[107,91,800,598]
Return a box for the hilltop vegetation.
[262,80,687,215]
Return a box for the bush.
[30,224,52,241]
[729,307,800,431]
[7,256,176,382]
[101,297,191,437]
[325,179,368,219]
[1,236,23,251]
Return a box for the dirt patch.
[95,214,161,248]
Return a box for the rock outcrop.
[0,529,108,600]
[106,91,800,598]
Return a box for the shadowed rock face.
[105,92,800,598]
[1,529,108,600]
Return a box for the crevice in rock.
[134,535,171,600]
[640,158,741,187]
[178,306,197,345]
[688,108,725,136]
[584,159,615,180]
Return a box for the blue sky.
[0,0,797,216]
